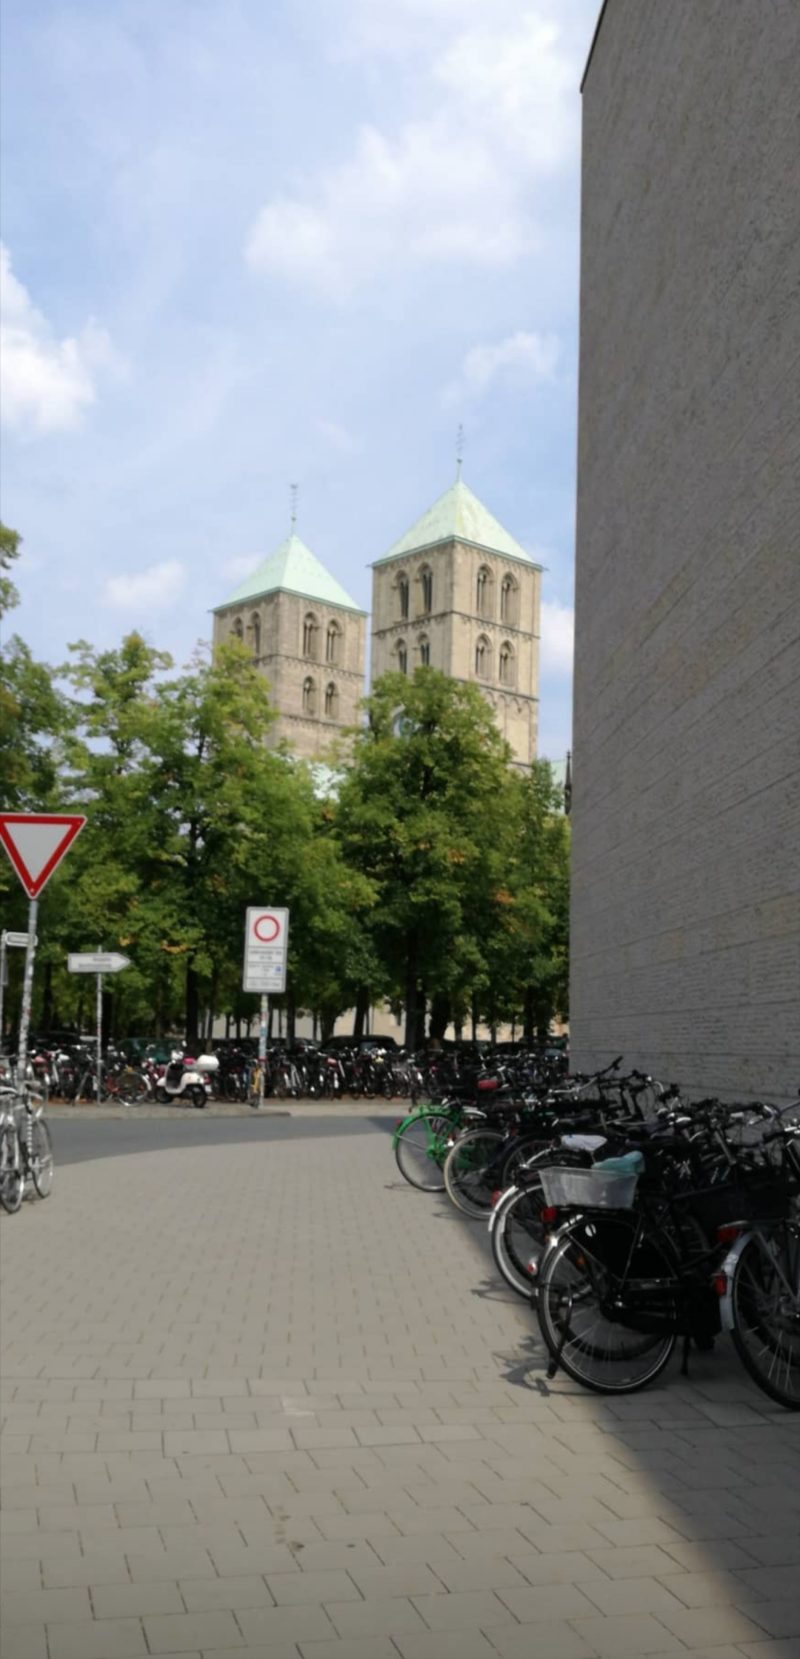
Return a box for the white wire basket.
[539,1165,640,1210]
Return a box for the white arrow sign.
[68,952,131,975]
[2,931,34,948]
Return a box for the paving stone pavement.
[1,1122,800,1659]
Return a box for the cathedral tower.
[213,533,366,761]
[370,478,541,766]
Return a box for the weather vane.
[456,424,465,480]
[290,483,299,530]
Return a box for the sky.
[1,0,600,760]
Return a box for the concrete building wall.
[570,0,800,1098]
[371,542,540,766]
[213,594,366,761]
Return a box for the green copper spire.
[373,479,539,568]
[215,533,365,614]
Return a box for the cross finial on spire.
[290,483,299,530]
[456,424,464,481]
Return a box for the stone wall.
[571,0,800,1098]
[213,593,366,762]
[371,540,540,766]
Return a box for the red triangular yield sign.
[0,813,87,899]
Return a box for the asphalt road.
[49,1111,394,1165]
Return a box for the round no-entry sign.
[253,913,281,943]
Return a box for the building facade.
[371,478,541,767]
[571,0,800,1097]
[212,533,366,761]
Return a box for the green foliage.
[0,543,568,1045]
[0,522,21,620]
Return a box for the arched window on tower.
[250,613,261,658]
[396,639,408,675]
[397,573,409,620]
[302,676,317,716]
[324,682,338,719]
[303,613,319,659]
[500,573,518,625]
[475,635,491,679]
[326,621,341,665]
[418,635,430,668]
[419,565,433,615]
[498,641,515,686]
[231,616,244,642]
[476,566,493,618]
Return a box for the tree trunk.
[523,985,535,1043]
[41,961,54,1031]
[404,939,418,1051]
[185,963,200,1050]
[471,996,478,1042]
[429,992,450,1041]
[352,985,369,1041]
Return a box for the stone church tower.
[213,533,366,761]
[370,477,541,767]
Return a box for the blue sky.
[1,0,599,759]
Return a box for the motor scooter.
[155,1050,218,1108]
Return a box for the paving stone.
[91,1581,185,1618]
[143,1611,244,1652]
[46,1618,148,1659]
[323,1594,428,1637]
[483,1622,598,1659]
[0,1626,49,1659]
[569,1613,687,1655]
[3,1585,92,1625]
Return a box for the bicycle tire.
[30,1117,54,1198]
[537,1217,677,1393]
[394,1113,452,1191]
[117,1068,150,1106]
[443,1129,506,1218]
[730,1232,800,1410]
[0,1125,23,1213]
[492,1178,549,1297]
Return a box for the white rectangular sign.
[243,907,289,994]
[68,952,131,975]
[2,931,33,948]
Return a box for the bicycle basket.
[538,1165,640,1210]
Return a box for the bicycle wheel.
[499,1134,550,1187]
[117,1068,150,1105]
[29,1118,54,1198]
[443,1129,506,1218]
[492,1177,549,1297]
[394,1113,452,1191]
[537,1215,677,1393]
[730,1231,800,1410]
[0,1125,23,1213]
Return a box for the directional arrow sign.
[67,952,131,974]
[2,931,34,948]
[0,814,86,899]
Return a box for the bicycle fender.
[391,1111,422,1147]
[716,1232,752,1331]
[488,1186,518,1232]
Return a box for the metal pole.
[96,972,103,1103]
[16,898,38,1090]
[0,933,6,1053]
[257,993,268,1109]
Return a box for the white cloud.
[103,559,186,612]
[222,553,262,583]
[245,6,579,296]
[0,243,119,434]
[539,598,574,675]
[446,330,559,404]
[316,418,361,454]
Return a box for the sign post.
[67,953,130,1102]
[0,814,86,1087]
[242,908,289,1108]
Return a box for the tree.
[335,669,517,1048]
[0,521,21,621]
